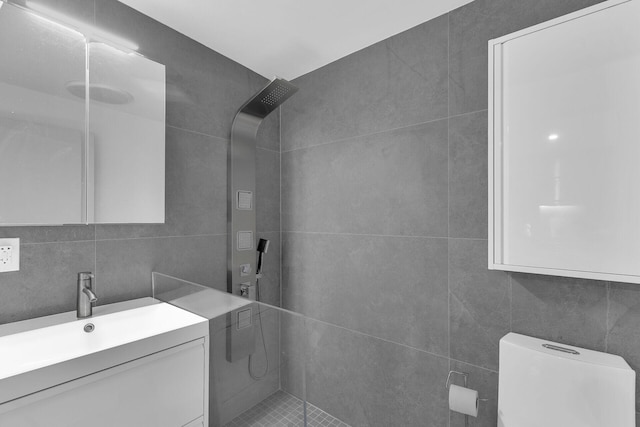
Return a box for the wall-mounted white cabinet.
[489,0,640,283]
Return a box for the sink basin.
[0,298,210,425]
[0,298,207,386]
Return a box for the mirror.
[0,3,86,225]
[88,41,165,224]
[0,2,165,226]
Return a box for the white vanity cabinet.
[488,0,640,283]
[0,299,209,427]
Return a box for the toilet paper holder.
[445,370,469,389]
[445,371,488,426]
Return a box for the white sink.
[0,298,207,382]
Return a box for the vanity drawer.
[0,338,206,427]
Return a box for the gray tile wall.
[0,0,281,422]
[278,0,640,426]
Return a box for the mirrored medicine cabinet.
[0,1,165,225]
[488,0,640,284]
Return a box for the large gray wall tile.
[449,111,488,239]
[256,148,280,233]
[449,0,606,115]
[449,239,509,371]
[302,319,450,427]
[282,121,448,236]
[0,241,95,324]
[279,311,308,400]
[281,15,448,151]
[95,235,226,305]
[256,107,280,152]
[283,232,448,355]
[511,273,608,350]
[449,360,499,427]
[607,282,640,412]
[96,127,227,239]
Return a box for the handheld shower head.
[257,238,270,254]
[256,238,270,276]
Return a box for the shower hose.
[248,277,269,380]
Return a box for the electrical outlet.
[0,238,19,272]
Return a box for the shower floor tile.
[225,390,351,427]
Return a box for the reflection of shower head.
[66,81,134,105]
[238,78,297,119]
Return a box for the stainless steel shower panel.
[227,78,298,299]
[228,112,260,298]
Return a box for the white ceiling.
[117,0,474,80]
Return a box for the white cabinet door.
[489,0,640,283]
[0,339,206,427]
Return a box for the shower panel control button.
[236,191,253,210]
[240,263,252,276]
[237,231,253,250]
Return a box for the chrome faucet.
[77,272,97,319]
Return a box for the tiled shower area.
[225,391,350,427]
[153,273,356,427]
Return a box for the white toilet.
[498,333,636,427]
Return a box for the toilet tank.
[498,333,635,427]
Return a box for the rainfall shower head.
[238,77,298,119]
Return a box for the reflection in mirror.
[0,2,166,226]
[87,41,165,224]
[0,2,86,225]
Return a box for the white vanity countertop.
[0,298,207,381]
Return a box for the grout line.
[447,237,451,360]
[282,231,486,241]
[257,146,280,154]
[605,281,611,352]
[301,313,451,363]
[165,124,228,143]
[16,231,240,246]
[93,224,97,296]
[94,233,227,242]
[448,108,488,120]
[281,115,450,154]
[446,12,452,427]
[19,239,97,246]
[282,230,449,239]
[449,357,499,375]
[278,105,283,391]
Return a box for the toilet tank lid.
[501,333,633,371]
